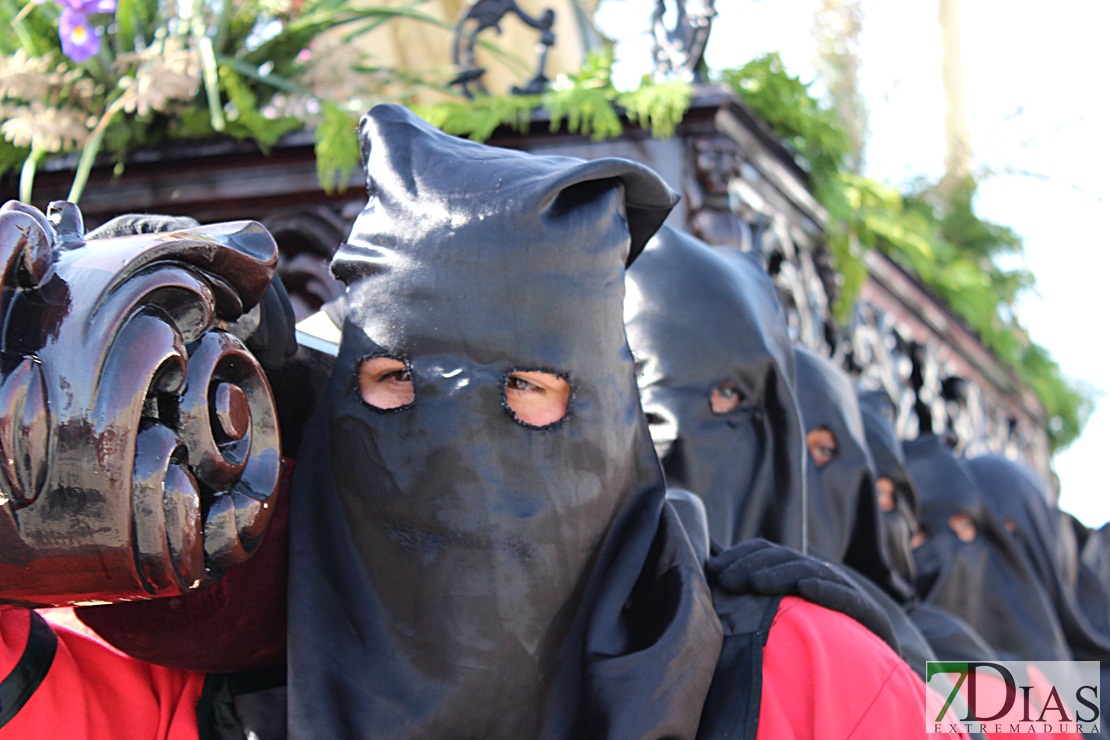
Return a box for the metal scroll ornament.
[0,201,282,606]
[652,0,717,82]
[452,0,557,98]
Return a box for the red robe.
[0,607,203,739]
[759,596,970,740]
[1,597,974,738]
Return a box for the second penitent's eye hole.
[503,370,571,428]
[806,427,838,467]
[359,356,414,410]
[710,380,743,415]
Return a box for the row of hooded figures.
[0,104,1106,738]
[686,132,1050,479]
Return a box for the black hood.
[287,104,721,738]
[1072,518,1110,640]
[857,388,920,589]
[624,226,806,550]
[794,348,908,600]
[966,455,1110,659]
[904,434,1071,661]
[1082,521,1110,587]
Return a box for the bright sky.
[597,0,1109,528]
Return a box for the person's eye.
[710,380,743,414]
[806,427,838,467]
[503,371,570,428]
[382,367,412,383]
[506,375,540,392]
[359,356,414,410]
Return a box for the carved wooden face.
[694,134,741,195]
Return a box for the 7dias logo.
[926,661,1101,735]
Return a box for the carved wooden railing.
[0,201,282,606]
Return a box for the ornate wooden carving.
[0,201,282,606]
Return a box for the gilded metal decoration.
[651,0,717,82]
[452,0,557,98]
[0,201,282,606]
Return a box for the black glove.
[707,539,898,651]
[85,212,297,370]
[235,273,296,370]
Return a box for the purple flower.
[45,0,117,63]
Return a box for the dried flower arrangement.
[0,0,450,203]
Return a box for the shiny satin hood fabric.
[965,455,1110,659]
[857,389,919,588]
[287,104,722,739]
[623,226,806,550]
[1083,522,1110,587]
[1074,518,1110,632]
[904,435,1071,661]
[793,349,906,600]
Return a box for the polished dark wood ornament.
[0,201,282,606]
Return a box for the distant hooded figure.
[794,348,907,600]
[624,226,806,550]
[622,228,950,682]
[789,349,964,681]
[965,455,1110,661]
[857,390,997,663]
[1081,521,1110,591]
[904,435,1072,661]
[1068,514,1110,637]
[857,388,919,588]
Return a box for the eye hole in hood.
[502,370,571,428]
[710,380,743,415]
[358,355,414,411]
[806,426,838,467]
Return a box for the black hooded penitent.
[794,348,906,599]
[904,434,1071,661]
[856,388,919,589]
[1069,515,1110,643]
[856,390,998,662]
[965,455,1110,660]
[788,349,960,678]
[286,104,724,738]
[624,227,806,550]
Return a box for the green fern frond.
[315,102,360,194]
[544,85,622,141]
[617,78,692,139]
[414,94,540,142]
